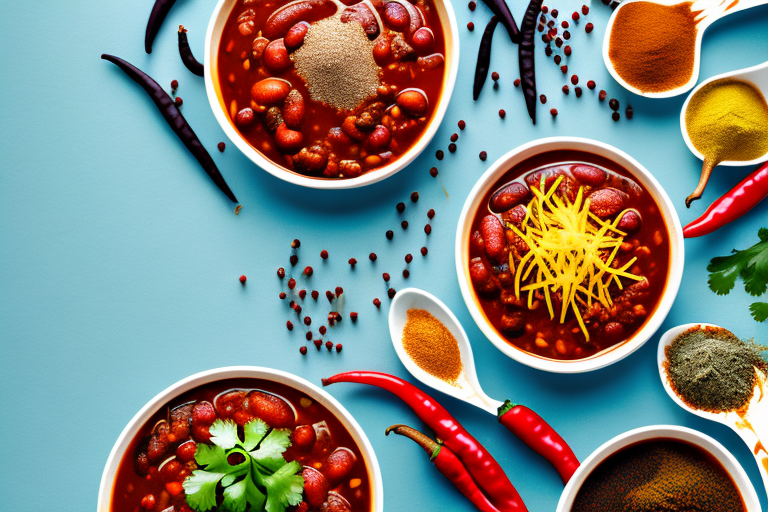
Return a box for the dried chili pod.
[102,54,238,203]
[480,0,520,43]
[518,0,543,124]
[473,16,499,101]
[145,0,178,53]
[178,26,204,77]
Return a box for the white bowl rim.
[454,136,685,374]
[203,0,460,190]
[96,366,384,512]
[556,425,761,511]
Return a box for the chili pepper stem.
[686,157,715,208]
[386,424,441,459]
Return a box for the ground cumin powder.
[572,439,745,512]
[608,2,698,93]
[402,309,463,385]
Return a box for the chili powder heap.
[572,439,746,512]
[608,2,698,93]
[402,309,463,385]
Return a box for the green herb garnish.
[707,227,768,322]
[183,419,304,512]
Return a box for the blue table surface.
[1,1,767,511]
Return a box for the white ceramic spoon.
[658,323,768,499]
[388,287,580,483]
[603,0,768,98]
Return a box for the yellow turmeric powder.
[684,78,768,206]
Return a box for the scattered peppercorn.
[175,96,183,106]
[468,0,476,9]
[429,167,438,177]
[335,343,342,353]
[572,11,579,21]
[405,254,413,264]
[575,87,582,97]
[436,150,444,160]
[373,298,381,307]
[585,22,593,33]
[299,289,307,299]
[335,286,343,296]
[599,90,607,101]
[386,230,394,240]
[306,331,312,340]
[491,71,500,82]
[448,143,457,153]
[325,341,333,351]
[571,75,579,85]
[218,142,226,152]
[514,78,521,87]
[314,339,322,349]
[279,292,287,299]
[467,21,474,31]
[348,258,357,267]
[287,321,294,331]
[288,278,296,290]
[350,312,358,321]
[554,55,562,65]
[421,247,428,256]
[171,79,179,90]
[458,120,466,130]
[369,253,377,261]
[479,151,487,161]
[299,346,307,355]
[450,133,458,143]
[295,305,303,315]
[326,290,335,301]
[587,80,596,90]
[548,20,555,28]
[311,290,319,300]
[561,65,568,74]
[319,325,326,334]
[427,208,435,219]
[562,85,570,94]
[542,5,548,13]
[277,267,285,279]
[290,254,298,266]
[396,202,406,212]
[388,288,397,299]
[303,266,313,277]
[563,30,571,40]
[239,275,247,285]
[411,191,419,202]
[562,20,569,28]
[555,37,563,48]
[626,105,634,119]
[424,224,432,235]
[320,250,328,259]
[582,5,589,14]
[550,108,558,117]
[564,45,571,56]
[609,98,619,111]
[383,272,390,281]
[545,46,553,56]
[551,8,558,17]
[291,239,301,249]
[403,269,410,278]
[498,109,506,119]
[401,220,409,229]
[612,112,620,121]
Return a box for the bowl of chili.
[203,0,459,189]
[556,425,761,511]
[455,137,685,373]
[97,366,384,512]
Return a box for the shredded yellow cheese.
[507,176,644,340]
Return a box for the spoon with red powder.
[602,0,767,98]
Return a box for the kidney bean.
[292,425,317,451]
[390,0,424,34]
[524,167,565,190]
[373,35,392,64]
[147,423,170,462]
[341,3,380,38]
[324,447,357,482]
[471,230,485,253]
[169,403,193,441]
[264,39,291,72]
[571,164,607,186]
[469,257,489,284]
[251,78,291,105]
[320,492,353,512]
[235,107,256,127]
[604,322,625,338]
[411,27,434,53]
[275,124,304,153]
[327,127,352,147]
[339,160,363,178]
[283,90,305,129]
[588,188,629,218]
[302,467,330,507]
[489,181,531,213]
[160,459,183,483]
[396,89,428,117]
[192,401,216,425]
[284,21,310,50]
[367,125,391,149]
[383,2,410,31]
[215,390,247,420]
[503,204,527,226]
[480,214,505,260]
[191,424,211,443]
[617,209,642,234]
[264,0,335,39]
[176,441,197,462]
[245,390,295,428]
[251,36,269,60]
[237,9,257,35]
[417,53,445,69]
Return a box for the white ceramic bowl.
[556,425,761,511]
[204,0,460,189]
[455,137,685,373]
[97,366,383,512]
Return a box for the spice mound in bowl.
[665,325,767,414]
[206,0,457,187]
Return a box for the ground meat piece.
[293,145,329,174]
[390,34,416,61]
[500,311,525,337]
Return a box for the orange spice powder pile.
[402,309,463,385]
[608,2,699,93]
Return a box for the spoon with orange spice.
[657,323,768,498]
[602,0,767,98]
[389,287,580,484]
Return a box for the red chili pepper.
[497,400,579,484]
[683,162,768,238]
[322,371,527,512]
[386,425,502,512]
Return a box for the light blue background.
[1,1,766,511]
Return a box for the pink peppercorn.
[585,22,593,33]
[373,298,381,307]
[587,80,596,90]
[287,321,293,331]
[320,250,328,259]
[239,275,247,284]
[288,278,296,290]
[336,344,342,353]
[350,312,358,321]
[421,247,428,256]
[300,346,307,355]
[467,21,474,31]
[303,266,313,277]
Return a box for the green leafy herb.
[707,227,768,322]
[182,419,304,512]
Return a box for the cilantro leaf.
[263,460,304,512]
[184,470,227,512]
[243,418,269,451]
[750,301,768,322]
[245,472,267,511]
[250,428,292,461]
[194,443,231,473]
[222,478,248,512]
[209,419,240,450]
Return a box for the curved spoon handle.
[497,401,580,484]
[694,0,768,29]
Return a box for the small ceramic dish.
[96,366,384,512]
[455,137,685,373]
[556,425,761,511]
[203,0,459,189]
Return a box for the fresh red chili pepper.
[386,424,502,512]
[497,400,579,484]
[322,371,527,512]
[683,161,768,238]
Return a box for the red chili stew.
[468,150,670,361]
[217,0,446,179]
[111,378,372,512]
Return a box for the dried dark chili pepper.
[102,54,238,203]
[145,0,178,53]
[518,0,543,124]
[683,161,768,238]
[178,26,204,77]
[386,425,503,512]
[497,400,579,484]
[474,17,499,101]
[323,371,528,512]
[480,0,521,43]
